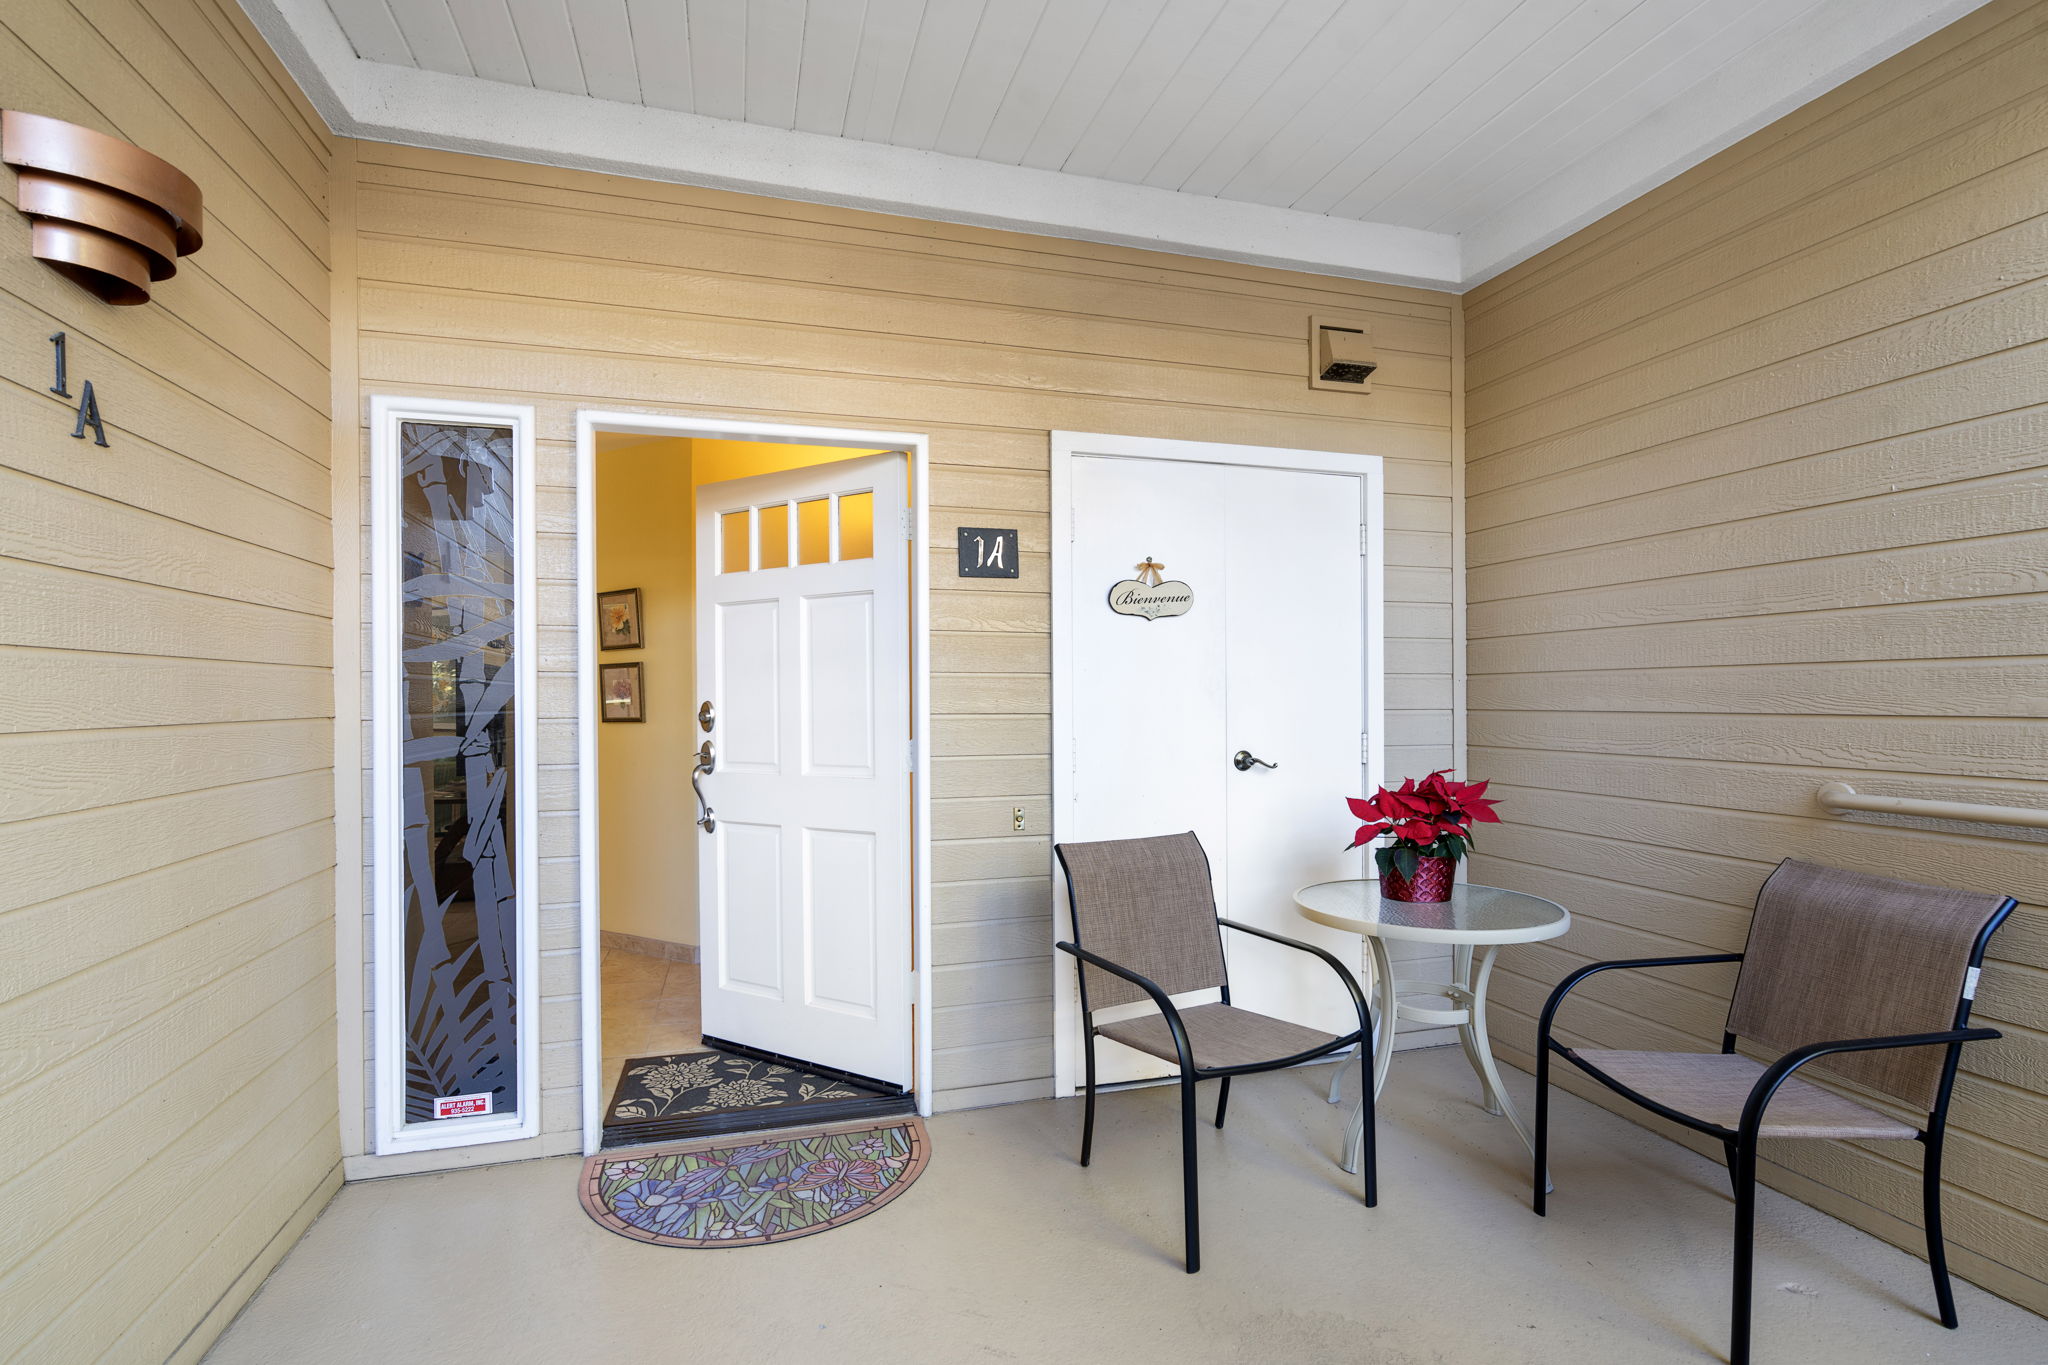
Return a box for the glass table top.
[1294,880,1571,944]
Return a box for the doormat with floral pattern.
[579,1117,930,1248]
[602,1048,914,1148]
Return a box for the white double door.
[694,453,911,1087]
[1056,437,1382,1088]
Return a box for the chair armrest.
[1055,941,1196,1071]
[1539,953,1744,1046]
[1217,918,1371,1039]
[1739,1027,2001,1137]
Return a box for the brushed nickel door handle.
[692,741,716,832]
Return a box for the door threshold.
[601,1045,914,1151]
[701,1035,909,1096]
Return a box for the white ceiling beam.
[242,0,1465,289]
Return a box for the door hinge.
[1361,733,1371,762]
[906,739,918,773]
[1359,524,1372,555]
[901,508,915,541]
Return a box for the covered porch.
[203,1050,2047,1363]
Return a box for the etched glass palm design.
[399,422,519,1122]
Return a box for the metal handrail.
[1817,782,2048,832]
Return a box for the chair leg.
[1214,1076,1231,1129]
[1360,1067,1378,1209]
[1731,1137,1758,1365]
[1079,1031,1097,1168]
[1533,1041,1551,1216]
[1923,1132,1959,1329]
[1180,1068,1201,1274]
[1723,1139,1740,1197]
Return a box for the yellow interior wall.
[595,437,885,949]
[594,438,696,945]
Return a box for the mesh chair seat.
[1097,1003,1340,1072]
[1571,1048,1918,1140]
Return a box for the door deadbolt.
[698,700,715,732]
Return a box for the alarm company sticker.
[433,1093,493,1119]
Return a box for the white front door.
[1055,436,1384,1088]
[694,453,912,1087]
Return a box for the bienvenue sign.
[1108,557,1192,620]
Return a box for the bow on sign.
[1135,557,1166,585]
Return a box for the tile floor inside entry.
[599,948,704,1104]
[204,1046,2047,1365]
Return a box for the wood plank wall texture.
[1465,0,2048,1315]
[0,1,340,1360]
[339,139,1459,1135]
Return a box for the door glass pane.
[837,491,874,561]
[397,421,520,1124]
[796,497,831,564]
[758,502,791,569]
[721,509,751,574]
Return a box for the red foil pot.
[1382,854,1458,903]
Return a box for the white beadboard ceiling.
[244,0,1991,289]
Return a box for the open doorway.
[578,416,932,1153]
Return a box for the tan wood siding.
[344,142,1459,1117]
[0,1,338,1360]
[1464,0,2048,1315]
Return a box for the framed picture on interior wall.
[600,662,645,723]
[597,587,643,650]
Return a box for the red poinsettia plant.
[1346,769,1502,881]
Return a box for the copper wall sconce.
[2,110,203,306]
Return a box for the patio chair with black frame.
[1532,857,2016,1365]
[1054,831,1377,1274]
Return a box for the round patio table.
[1295,880,1570,1177]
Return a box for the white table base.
[1331,938,1547,1187]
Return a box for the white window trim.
[1048,431,1387,1097]
[370,396,541,1155]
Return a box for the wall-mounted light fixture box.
[1308,315,1376,393]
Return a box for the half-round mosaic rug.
[579,1116,930,1248]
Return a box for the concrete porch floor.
[205,1046,2042,1364]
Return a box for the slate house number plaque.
[1109,558,1193,621]
[957,527,1019,578]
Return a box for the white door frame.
[575,411,934,1154]
[1049,431,1386,1097]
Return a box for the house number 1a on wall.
[956,527,1020,579]
[49,332,108,447]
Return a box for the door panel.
[805,827,879,1016]
[1060,448,1374,1086]
[1220,465,1367,1040]
[716,599,780,770]
[802,593,876,775]
[1065,457,1229,1083]
[716,821,784,997]
[696,453,912,1086]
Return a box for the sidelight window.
[370,398,539,1154]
